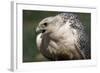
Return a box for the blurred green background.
[23,10,91,62]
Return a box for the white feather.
[36,33,42,50]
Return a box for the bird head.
[36,15,64,36]
[36,13,83,40]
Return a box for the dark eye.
[44,23,47,26]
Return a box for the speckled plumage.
[36,13,90,60]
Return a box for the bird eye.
[43,23,47,26]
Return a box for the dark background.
[23,10,91,62]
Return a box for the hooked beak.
[36,27,46,34]
[36,27,40,33]
[36,27,42,35]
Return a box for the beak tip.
[36,27,42,34]
[36,27,39,32]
